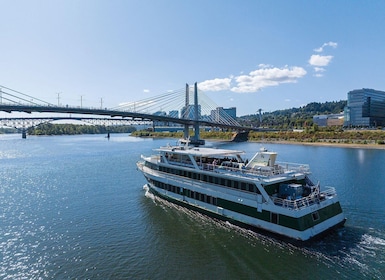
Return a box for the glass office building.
[344,88,385,127]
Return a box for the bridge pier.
[231,131,249,142]
[22,128,27,139]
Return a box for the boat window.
[227,180,232,188]
[312,211,320,221]
[212,197,217,206]
[209,176,213,183]
[234,181,239,189]
[241,182,246,191]
[271,213,278,224]
[206,195,212,204]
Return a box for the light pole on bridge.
[56,92,61,106]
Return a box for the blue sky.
[1,0,385,116]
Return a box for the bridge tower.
[183,84,189,139]
[182,83,204,146]
[193,82,200,141]
[193,82,204,145]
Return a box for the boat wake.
[302,227,385,278]
[142,189,384,279]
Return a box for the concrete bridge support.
[22,128,27,139]
[231,131,249,142]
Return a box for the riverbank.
[252,139,385,149]
[132,130,385,150]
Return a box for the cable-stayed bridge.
[0,83,252,142]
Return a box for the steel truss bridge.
[0,83,254,141]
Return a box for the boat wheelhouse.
[137,142,345,241]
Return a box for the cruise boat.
[136,142,345,241]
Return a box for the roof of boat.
[155,145,245,157]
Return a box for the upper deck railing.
[271,186,337,210]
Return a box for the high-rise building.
[344,88,385,127]
[223,107,237,119]
[168,110,179,118]
[210,107,237,122]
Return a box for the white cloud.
[308,54,333,67]
[314,41,338,52]
[143,89,150,93]
[309,42,337,77]
[198,78,232,91]
[314,67,326,72]
[258,63,273,68]
[231,66,307,93]
[199,66,307,93]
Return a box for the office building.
[344,88,385,127]
[210,107,237,122]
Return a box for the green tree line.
[0,127,17,134]
[238,100,347,129]
[28,123,136,136]
[133,128,385,145]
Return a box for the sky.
[1,0,385,116]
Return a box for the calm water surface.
[1,134,384,279]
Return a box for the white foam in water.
[143,184,155,201]
[361,234,385,246]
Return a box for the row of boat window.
[145,161,260,194]
[150,179,218,206]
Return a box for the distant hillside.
[238,100,347,129]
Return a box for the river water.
[0,134,384,279]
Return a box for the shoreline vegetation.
[26,123,136,135]
[131,129,385,150]
[3,122,385,149]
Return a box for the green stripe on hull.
[147,179,343,233]
[218,198,343,231]
[297,202,343,231]
[217,198,270,221]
